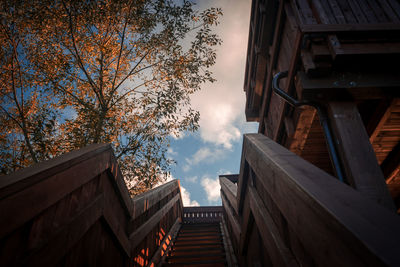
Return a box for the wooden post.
[326,102,396,211]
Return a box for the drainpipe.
[272,71,346,183]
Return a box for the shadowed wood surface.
[0,144,183,267]
[220,134,400,267]
[245,0,400,211]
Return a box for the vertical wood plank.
[248,183,299,267]
[327,102,396,211]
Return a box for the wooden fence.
[182,206,223,224]
[220,134,400,267]
[0,144,183,267]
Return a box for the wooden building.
[219,0,400,266]
[243,0,400,209]
[1,0,400,266]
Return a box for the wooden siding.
[0,144,183,267]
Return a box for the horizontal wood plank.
[248,183,299,267]
[219,177,238,215]
[129,193,180,250]
[243,133,400,267]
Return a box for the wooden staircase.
[163,222,226,267]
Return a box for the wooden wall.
[220,134,400,267]
[244,0,400,210]
[0,144,183,267]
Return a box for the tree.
[0,0,222,194]
[0,0,59,174]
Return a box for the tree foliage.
[0,0,222,194]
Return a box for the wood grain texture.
[327,102,396,211]
[248,183,299,267]
[242,133,400,266]
[0,144,184,267]
[219,177,238,215]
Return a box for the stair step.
[173,241,223,247]
[170,247,224,254]
[166,257,227,264]
[162,223,226,267]
[175,236,222,243]
[179,229,221,234]
[163,263,226,267]
[167,252,225,260]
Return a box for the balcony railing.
[220,134,400,266]
[182,206,223,224]
[0,144,183,267]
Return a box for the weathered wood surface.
[221,134,400,266]
[219,177,238,215]
[244,0,400,213]
[0,144,183,267]
[327,102,396,211]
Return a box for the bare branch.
[61,0,104,107]
[109,50,152,98]
[0,105,22,129]
[110,15,129,95]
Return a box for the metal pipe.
[272,71,346,183]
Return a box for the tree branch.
[61,0,104,107]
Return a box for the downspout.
[272,71,346,183]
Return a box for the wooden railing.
[220,134,400,267]
[0,144,183,267]
[182,206,223,224]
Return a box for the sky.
[166,0,258,206]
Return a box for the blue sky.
[166,0,258,206]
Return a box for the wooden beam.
[368,99,396,143]
[238,192,253,256]
[299,23,400,33]
[258,0,286,134]
[0,149,112,239]
[220,216,238,267]
[248,183,299,267]
[219,177,238,215]
[149,218,180,267]
[366,99,393,140]
[274,21,303,141]
[129,193,180,251]
[27,195,104,266]
[0,143,111,199]
[242,133,400,266]
[381,141,400,181]
[237,145,250,215]
[101,172,131,256]
[131,180,179,220]
[108,153,134,216]
[221,193,241,245]
[289,106,316,155]
[297,71,400,101]
[219,174,239,183]
[327,102,396,211]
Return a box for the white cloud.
[201,176,221,203]
[183,146,226,172]
[191,0,253,149]
[181,186,200,207]
[217,169,232,175]
[167,147,178,156]
[185,176,198,183]
[182,164,191,172]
